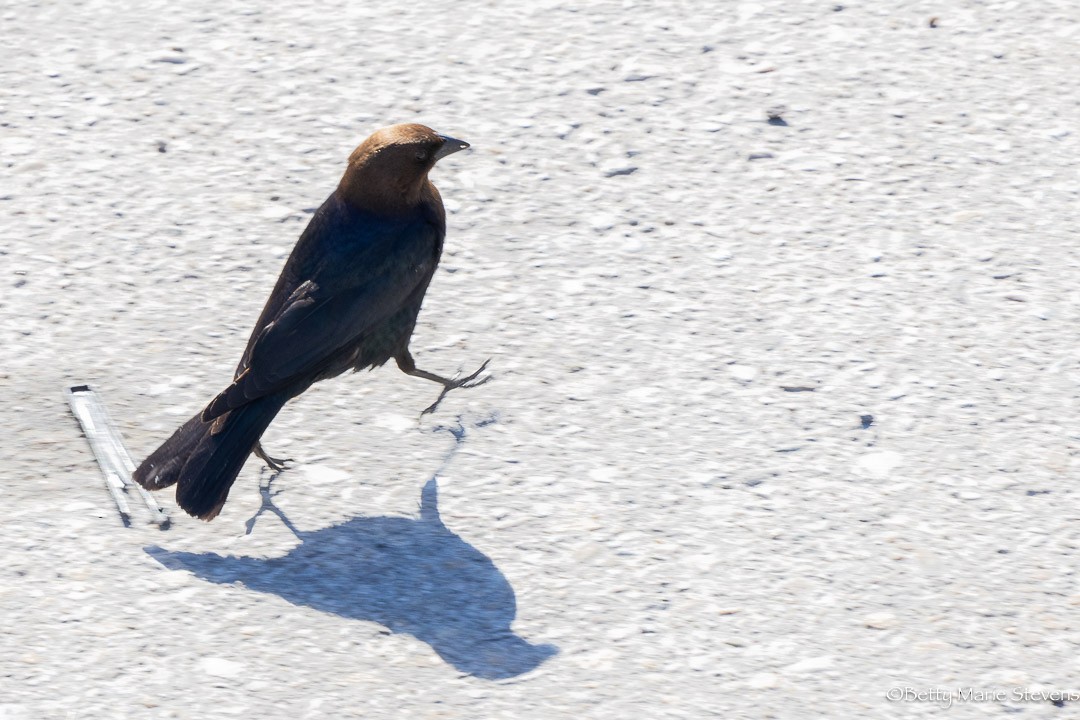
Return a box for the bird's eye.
[415,150,428,161]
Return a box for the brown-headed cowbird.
[133,123,488,520]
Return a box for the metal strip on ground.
[67,385,170,528]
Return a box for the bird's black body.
[134,124,483,520]
[210,191,444,418]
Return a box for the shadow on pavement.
[146,477,557,680]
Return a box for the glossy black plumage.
[134,124,485,520]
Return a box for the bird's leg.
[253,440,292,472]
[395,351,493,416]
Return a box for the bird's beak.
[434,135,470,161]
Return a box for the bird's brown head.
[338,123,469,214]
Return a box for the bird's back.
[236,189,445,380]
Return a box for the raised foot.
[421,359,493,416]
[253,441,293,473]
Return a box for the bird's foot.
[421,359,493,416]
[253,441,293,472]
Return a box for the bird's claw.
[455,358,492,387]
[254,443,293,473]
[266,457,291,472]
[420,359,493,416]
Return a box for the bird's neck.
[337,164,435,216]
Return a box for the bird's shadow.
[146,418,557,680]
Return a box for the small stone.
[865,612,896,629]
[854,451,902,479]
[588,467,619,483]
[0,138,35,156]
[373,413,413,433]
[591,214,617,231]
[152,53,187,65]
[200,657,242,678]
[627,386,661,400]
[785,655,834,673]
[730,365,757,382]
[687,655,711,671]
[737,2,764,22]
[303,465,350,485]
[746,672,780,689]
[607,625,637,641]
[573,542,603,563]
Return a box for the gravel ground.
[3,1,1080,718]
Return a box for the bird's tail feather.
[134,393,288,521]
[133,413,207,491]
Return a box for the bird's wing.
[202,218,440,421]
